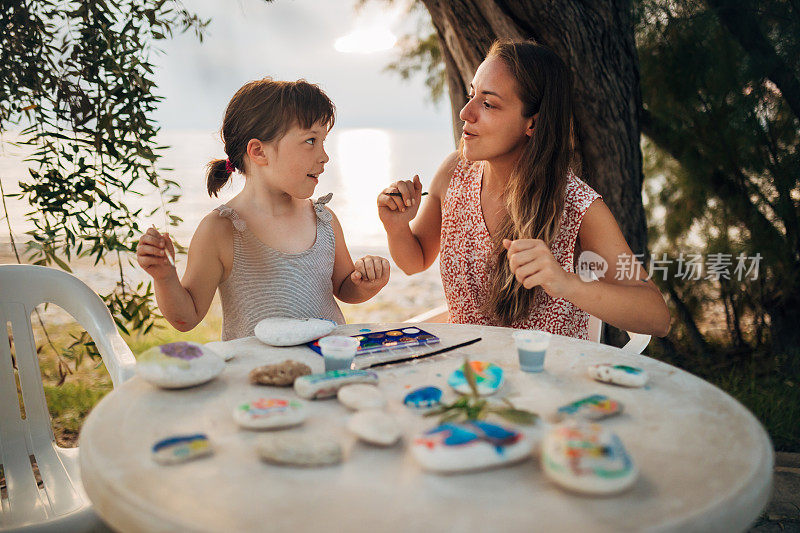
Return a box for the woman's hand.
[377,175,423,229]
[503,239,576,299]
[136,227,176,280]
[350,255,390,290]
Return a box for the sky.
[151,0,453,132]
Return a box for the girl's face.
[459,56,533,164]
[268,120,330,199]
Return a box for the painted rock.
[556,394,623,421]
[233,398,307,430]
[447,361,504,396]
[541,421,638,495]
[258,434,342,467]
[411,421,532,473]
[249,360,312,386]
[403,386,443,409]
[337,384,386,410]
[254,317,336,346]
[347,410,401,446]
[152,434,213,465]
[294,369,379,400]
[137,341,224,389]
[588,364,648,388]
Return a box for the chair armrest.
[95,331,137,387]
[404,304,449,323]
[621,332,651,354]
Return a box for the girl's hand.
[503,239,576,300]
[350,255,390,290]
[136,227,176,280]
[377,175,423,229]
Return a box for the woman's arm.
[378,151,457,274]
[504,199,671,337]
[329,210,390,304]
[140,214,229,332]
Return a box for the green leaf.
[490,408,538,426]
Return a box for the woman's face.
[459,56,533,164]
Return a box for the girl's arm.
[137,214,229,332]
[504,199,671,337]
[329,210,390,304]
[377,151,457,274]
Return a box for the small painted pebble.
[152,434,213,465]
[249,360,312,386]
[411,421,532,473]
[403,386,443,409]
[137,342,224,389]
[233,398,307,430]
[254,317,336,346]
[294,369,379,400]
[447,361,504,396]
[541,420,638,495]
[588,364,648,388]
[337,384,386,410]
[556,394,623,421]
[347,410,401,446]
[257,434,342,467]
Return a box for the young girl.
[377,40,670,339]
[137,78,390,340]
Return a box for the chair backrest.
[0,264,135,526]
[587,314,603,344]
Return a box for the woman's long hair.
[478,39,575,325]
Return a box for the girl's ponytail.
[206,158,234,198]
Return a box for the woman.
[377,39,669,339]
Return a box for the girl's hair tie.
[225,158,235,174]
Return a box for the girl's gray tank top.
[215,193,345,341]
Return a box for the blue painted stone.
[447,361,504,396]
[404,386,443,409]
[152,434,212,465]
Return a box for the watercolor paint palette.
[306,327,441,368]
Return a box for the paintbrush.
[151,224,175,267]
[364,337,482,369]
[388,191,428,197]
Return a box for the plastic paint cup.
[512,330,552,373]
[318,335,360,371]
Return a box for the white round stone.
[541,420,638,495]
[254,317,337,346]
[294,370,379,400]
[587,364,648,387]
[411,421,532,473]
[232,398,307,430]
[347,410,401,446]
[257,434,342,466]
[137,342,224,389]
[203,341,234,361]
[337,384,386,410]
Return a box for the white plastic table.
[79,323,773,532]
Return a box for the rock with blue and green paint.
[587,363,648,387]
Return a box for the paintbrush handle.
[387,191,428,197]
[365,337,482,369]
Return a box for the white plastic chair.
[587,314,651,354]
[0,265,136,531]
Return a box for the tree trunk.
[765,291,800,378]
[421,0,649,346]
